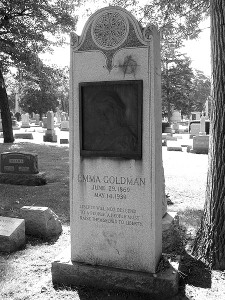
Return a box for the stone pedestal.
[52,251,179,298]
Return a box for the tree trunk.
[0,69,14,143]
[192,0,225,269]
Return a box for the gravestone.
[43,111,57,142]
[14,132,33,139]
[55,109,61,124]
[190,122,200,136]
[199,115,206,135]
[171,110,181,123]
[35,114,40,125]
[1,152,39,174]
[0,216,25,252]
[60,120,69,131]
[42,117,47,128]
[191,112,201,121]
[20,206,62,238]
[52,6,178,298]
[21,113,30,128]
[192,135,209,154]
[0,152,46,185]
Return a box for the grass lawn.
[0,141,225,299]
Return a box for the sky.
[43,7,211,78]
[182,18,211,77]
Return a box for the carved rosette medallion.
[91,11,129,50]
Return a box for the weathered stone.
[60,121,69,131]
[0,216,25,253]
[52,250,179,299]
[60,139,69,144]
[20,206,62,238]
[21,113,30,128]
[52,6,178,299]
[43,134,57,142]
[14,132,33,139]
[43,111,57,142]
[192,135,209,154]
[1,152,39,174]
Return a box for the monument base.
[43,134,57,143]
[0,172,46,186]
[51,250,179,299]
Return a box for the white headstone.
[21,113,30,128]
[35,114,40,125]
[171,110,181,122]
[199,116,206,135]
[43,111,57,142]
[70,6,162,274]
[47,111,54,131]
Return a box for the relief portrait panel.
[79,80,143,159]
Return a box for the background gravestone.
[43,111,57,142]
[0,152,46,185]
[52,6,178,297]
[1,152,39,174]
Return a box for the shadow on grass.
[55,284,170,300]
[179,252,211,289]
[175,208,211,291]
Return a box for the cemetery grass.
[0,142,225,299]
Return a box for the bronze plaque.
[79,80,143,159]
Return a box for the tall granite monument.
[52,6,178,297]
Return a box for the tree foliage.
[161,55,194,120]
[0,0,78,142]
[162,57,211,120]
[19,66,69,117]
[190,70,211,113]
[0,0,78,70]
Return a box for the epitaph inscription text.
[78,173,146,227]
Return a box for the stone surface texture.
[193,135,209,154]
[1,152,39,174]
[14,133,33,139]
[0,216,25,253]
[70,6,162,274]
[20,206,62,238]
[52,250,179,299]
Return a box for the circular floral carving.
[92,11,129,50]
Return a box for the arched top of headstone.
[70,6,158,51]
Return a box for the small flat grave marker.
[0,216,25,252]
